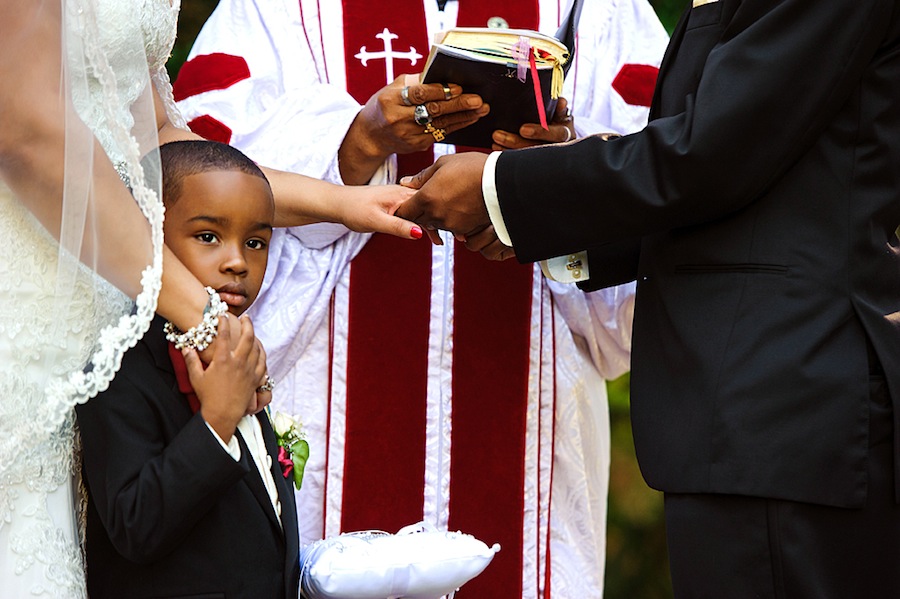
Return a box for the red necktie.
[167,343,202,414]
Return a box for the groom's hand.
[398,152,491,239]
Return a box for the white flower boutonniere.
[270,410,309,491]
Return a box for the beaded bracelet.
[164,287,228,352]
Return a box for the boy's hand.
[184,314,267,443]
[249,338,273,416]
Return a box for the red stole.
[340,2,541,598]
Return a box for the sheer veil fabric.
[0,0,176,595]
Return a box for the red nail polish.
[411,226,423,239]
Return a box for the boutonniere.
[270,410,309,491]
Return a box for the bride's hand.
[335,183,422,239]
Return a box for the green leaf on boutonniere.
[290,439,309,490]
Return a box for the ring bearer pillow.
[299,522,500,598]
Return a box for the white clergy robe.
[175,1,668,597]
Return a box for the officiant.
[174,1,668,597]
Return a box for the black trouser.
[664,376,898,599]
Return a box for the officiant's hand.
[491,97,576,151]
[397,152,491,239]
[338,74,489,185]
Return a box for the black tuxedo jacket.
[76,317,300,599]
[497,0,900,508]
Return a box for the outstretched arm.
[156,88,423,239]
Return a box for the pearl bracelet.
[164,287,228,352]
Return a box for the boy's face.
[164,170,274,316]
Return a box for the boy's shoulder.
[86,314,175,408]
[119,315,172,375]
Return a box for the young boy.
[76,140,300,599]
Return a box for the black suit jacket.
[76,317,300,599]
[496,0,900,508]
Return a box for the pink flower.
[278,446,293,479]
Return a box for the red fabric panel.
[448,9,539,597]
[612,63,660,107]
[340,9,540,598]
[172,53,251,102]
[341,234,433,532]
[457,0,540,30]
[342,0,436,176]
[186,115,233,144]
[449,248,535,599]
[342,0,428,104]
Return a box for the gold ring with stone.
[441,83,452,101]
[425,122,446,142]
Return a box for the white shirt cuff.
[481,151,589,283]
[206,421,241,461]
[482,151,512,246]
[540,252,590,283]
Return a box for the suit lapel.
[258,412,301,595]
[259,413,299,544]
[649,4,691,121]
[235,428,285,536]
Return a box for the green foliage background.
[171,2,688,597]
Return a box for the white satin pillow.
[299,522,500,599]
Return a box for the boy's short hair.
[157,140,269,206]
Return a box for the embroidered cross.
[354,28,423,85]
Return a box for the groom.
[397,0,900,596]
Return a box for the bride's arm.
[0,1,210,333]
[155,91,421,239]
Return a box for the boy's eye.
[197,232,218,244]
[246,238,267,250]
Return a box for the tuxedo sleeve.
[495,0,895,263]
[76,369,250,564]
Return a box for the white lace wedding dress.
[0,1,180,596]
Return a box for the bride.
[0,1,416,596]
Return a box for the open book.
[420,28,571,149]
